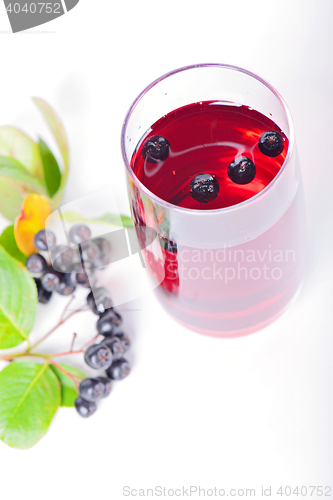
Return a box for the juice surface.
[131,101,288,210]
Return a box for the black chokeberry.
[84,343,113,370]
[56,278,76,296]
[87,287,113,314]
[34,278,52,304]
[63,271,77,287]
[106,358,131,381]
[34,229,56,251]
[110,310,122,327]
[97,309,122,336]
[97,313,114,336]
[94,237,111,258]
[75,397,97,418]
[87,290,100,315]
[51,245,75,273]
[41,268,61,292]
[80,241,101,263]
[95,377,113,398]
[258,130,284,157]
[142,135,170,163]
[101,337,124,359]
[160,237,177,253]
[79,378,105,402]
[115,332,131,352]
[69,224,91,245]
[189,173,220,203]
[69,262,95,288]
[26,253,47,274]
[75,270,92,288]
[227,156,256,185]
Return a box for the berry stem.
[50,359,83,393]
[0,352,48,361]
[29,302,90,351]
[0,300,91,362]
[50,349,83,357]
[60,294,76,322]
[70,333,77,353]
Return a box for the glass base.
[165,281,303,339]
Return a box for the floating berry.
[95,377,113,398]
[34,229,56,252]
[160,236,177,253]
[41,268,61,292]
[258,130,284,157]
[79,378,105,402]
[84,344,113,370]
[75,397,97,418]
[189,173,220,203]
[106,358,131,381]
[69,224,91,245]
[142,135,170,163]
[34,278,52,304]
[26,253,47,274]
[101,337,124,358]
[115,332,131,353]
[227,156,256,185]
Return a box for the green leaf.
[0,157,48,222]
[59,210,133,228]
[32,98,69,209]
[0,361,60,449]
[0,126,43,179]
[50,363,85,407]
[0,225,26,265]
[0,246,37,349]
[38,138,61,198]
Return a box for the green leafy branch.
[0,248,100,449]
[0,98,69,222]
[0,97,134,450]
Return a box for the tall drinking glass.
[121,64,306,337]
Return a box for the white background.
[0,1,332,499]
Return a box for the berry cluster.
[75,292,131,418]
[142,130,284,203]
[25,223,131,419]
[26,224,110,303]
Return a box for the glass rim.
[121,63,295,215]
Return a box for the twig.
[60,294,76,323]
[50,359,83,394]
[70,333,77,353]
[29,303,89,351]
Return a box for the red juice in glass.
[122,65,306,337]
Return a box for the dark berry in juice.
[130,101,288,210]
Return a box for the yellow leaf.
[14,194,51,256]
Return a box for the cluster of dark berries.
[141,130,284,204]
[27,224,111,304]
[75,289,131,418]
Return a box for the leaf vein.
[0,363,49,440]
